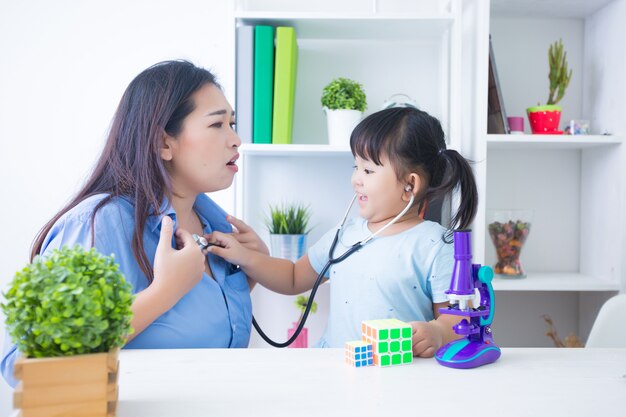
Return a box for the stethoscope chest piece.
[192,234,210,250]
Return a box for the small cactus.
[546,39,573,105]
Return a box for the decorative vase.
[287,322,308,348]
[13,348,119,417]
[269,234,306,262]
[526,105,562,134]
[323,108,362,146]
[488,210,532,278]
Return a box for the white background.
[0,1,235,414]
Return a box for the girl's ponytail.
[425,149,478,231]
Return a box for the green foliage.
[295,295,317,315]
[546,39,573,105]
[266,203,312,235]
[295,295,317,322]
[1,246,134,358]
[321,77,367,111]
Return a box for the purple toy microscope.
[435,230,501,369]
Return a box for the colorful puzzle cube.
[345,340,373,367]
[361,319,413,367]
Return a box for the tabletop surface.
[104,347,626,417]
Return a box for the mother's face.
[161,83,241,196]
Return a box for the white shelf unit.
[487,134,624,150]
[480,0,626,346]
[492,273,620,292]
[232,0,626,347]
[233,0,486,347]
[482,134,625,293]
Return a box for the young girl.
[207,107,478,357]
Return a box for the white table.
[109,348,626,417]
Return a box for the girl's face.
[351,154,411,225]
[162,83,241,196]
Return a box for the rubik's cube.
[344,340,373,367]
[362,319,413,367]
[344,318,414,367]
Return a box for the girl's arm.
[206,231,321,295]
[410,301,464,357]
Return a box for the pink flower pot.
[526,105,563,134]
[287,322,308,348]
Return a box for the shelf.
[240,143,352,156]
[491,272,620,292]
[235,13,455,40]
[487,134,623,150]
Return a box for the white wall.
[584,0,626,136]
[0,1,234,414]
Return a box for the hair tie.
[438,149,445,157]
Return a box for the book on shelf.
[487,35,509,134]
[253,25,274,144]
[272,27,298,145]
[236,25,254,144]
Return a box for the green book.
[272,27,298,145]
[253,25,274,144]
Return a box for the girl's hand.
[153,216,205,305]
[205,230,251,267]
[226,215,270,255]
[410,321,444,358]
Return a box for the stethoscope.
[193,192,415,347]
[254,191,416,347]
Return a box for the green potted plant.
[1,245,134,417]
[287,295,318,348]
[265,203,312,262]
[321,77,367,146]
[526,38,573,134]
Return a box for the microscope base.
[435,339,501,369]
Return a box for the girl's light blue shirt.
[308,217,453,348]
[1,193,252,387]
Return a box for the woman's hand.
[152,216,206,305]
[410,321,444,358]
[225,215,270,255]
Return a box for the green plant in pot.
[321,77,367,146]
[265,203,312,262]
[526,38,573,134]
[1,245,134,416]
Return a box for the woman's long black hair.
[31,60,219,282]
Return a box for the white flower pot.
[270,234,307,263]
[324,108,363,146]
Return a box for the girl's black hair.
[349,107,478,231]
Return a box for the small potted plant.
[526,38,573,134]
[287,295,318,349]
[321,77,367,146]
[1,245,134,417]
[266,203,312,262]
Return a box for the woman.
[1,60,267,387]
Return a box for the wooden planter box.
[13,348,119,417]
